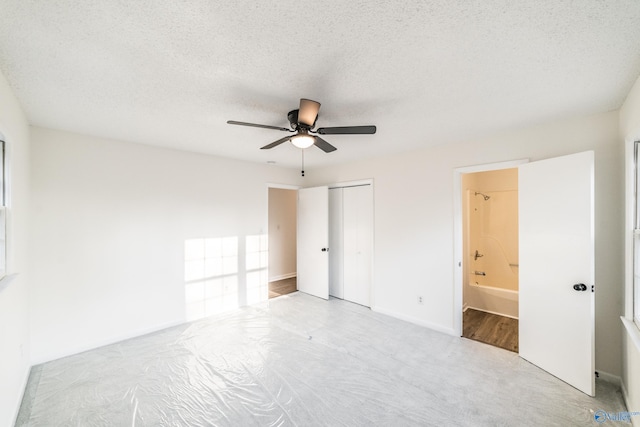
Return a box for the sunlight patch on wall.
[184,235,268,322]
[246,234,268,305]
[184,237,239,321]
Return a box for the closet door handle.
[321,247,329,252]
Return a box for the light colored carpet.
[17,293,628,426]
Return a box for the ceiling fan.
[227,98,376,153]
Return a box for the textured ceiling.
[1,1,639,169]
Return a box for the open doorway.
[461,168,519,352]
[268,187,298,298]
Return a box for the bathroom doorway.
[454,153,595,394]
[461,168,519,352]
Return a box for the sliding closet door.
[343,185,373,307]
[329,188,344,299]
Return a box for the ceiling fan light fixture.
[290,134,315,149]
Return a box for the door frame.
[267,180,374,305]
[266,183,300,289]
[452,159,528,336]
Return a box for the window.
[633,141,640,326]
[0,139,5,279]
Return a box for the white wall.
[0,71,31,424]
[268,188,297,281]
[29,128,301,363]
[621,74,640,424]
[307,111,623,377]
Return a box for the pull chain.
[301,149,305,177]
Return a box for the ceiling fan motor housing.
[288,109,317,130]
[287,110,299,129]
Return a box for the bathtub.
[465,282,518,319]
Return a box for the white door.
[519,151,595,396]
[343,185,373,307]
[297,186,329,300]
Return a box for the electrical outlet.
[417,296,423,304]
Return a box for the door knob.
[573,283,587,291]
[321,247,329,252]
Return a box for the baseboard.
[621,379,630,408]
[269,272,296,282]
[12,362,32,427]
[596,370,621,386]
[371,306,457,337]
[465,305,519,320]
[620,381,640,427]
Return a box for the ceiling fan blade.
[298,99,321,127]
[227,120,292,132]
[314,136,337,153]
[260,135,291,150]
[316,125,376,135]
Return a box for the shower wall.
[463,168,519,318]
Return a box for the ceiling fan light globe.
[291,135,315,149]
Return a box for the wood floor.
[268,277,297,299]
[463,308,518,353]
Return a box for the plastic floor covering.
[17,292,628,426]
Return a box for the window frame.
[633,141,640,328]
[0,139,5,280]
[0,139,4,280]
